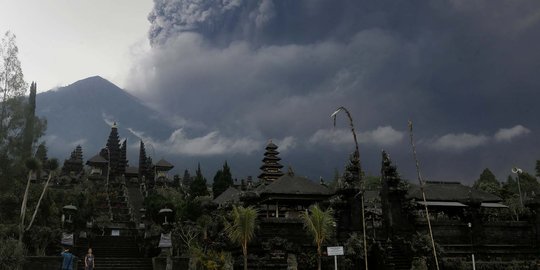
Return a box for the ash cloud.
[127,0,540,181]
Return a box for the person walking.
[84,248,95,270]
[61,247,76,270]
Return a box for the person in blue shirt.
[61,247,76,270]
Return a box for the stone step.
[84,236,141,258]
[77,258,152,270]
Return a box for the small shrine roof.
[125,166,139,175]
[86,154,107,164]
[155,159,174,169]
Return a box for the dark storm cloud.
[127,0,540,181]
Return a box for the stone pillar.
[525,195,540,246]
[464,198,482,246]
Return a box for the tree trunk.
[317,245,321,270]
[243,243,248,270]
[18,170,33,247]
[0,74,9,134]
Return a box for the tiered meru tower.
[258,140,284,183]
[103,122,128,179]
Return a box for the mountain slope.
[36,76,174,161]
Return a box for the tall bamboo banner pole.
[332,107,368,270]
[408,121,440,270]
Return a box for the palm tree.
[225,205,258,270]
[301,204,335,270]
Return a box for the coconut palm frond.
[225,205,258,245]
[302,205,334,244]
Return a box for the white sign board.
[159,233,172,248]
[111,229,120,236]
[327,246,344,256]
[61,233,74,246]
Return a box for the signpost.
[327,246,344,270]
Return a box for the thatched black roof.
[213,186,241,205]
[125,166,138,175]
[407,181,502,202]
[155,159,174,170]
[86,154,107,164]
[260,175,332,196]
[266,141,278,150]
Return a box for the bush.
[443,259,536,270]
[411,257,428,270]
[0,237,25,270]
[443,258,469,270]
[191,248,232,270]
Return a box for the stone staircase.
[385,242,412,270]
[77,236,152,270]
[127,185,145,221]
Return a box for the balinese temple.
[86,154,108,179]
[255,172,333,218]
[258,140,284,183]
[154,158,174,186]
[212,142,335,266]
[125,166,139,183]
[85,123,131,182]
[62,145,84,176]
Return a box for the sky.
[0,0,153,91]
[3,0,540,183]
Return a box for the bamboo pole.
[26,171,54,231]
[18,170,33,247]
[408,121,440,270]
[332,106,368,270]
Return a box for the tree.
[501,172,539,221]
[342,151,363,188]
[35,143,47,165]
[224,205,258,270]
[21,81,38,161]
[190,163,209,197]
[301,204,335,270]
[536,160,540,178]
[18,158,59,251]
[182,169,192,187]
[212,161,233,199]
[504,172,539,198]
[196,214,212,240]
[473,168,501,196]
[0,33,46,192]
[364,175,381,190]
[0,31,27,135]
[0,237,24,270]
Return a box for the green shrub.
[0,237,25,270]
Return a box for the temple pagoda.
[258,140,284,184]
[106,122,122,178]
[62,145,84,176]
